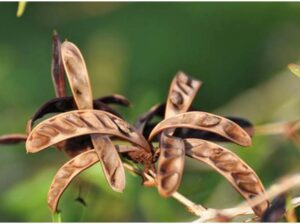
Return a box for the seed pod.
[26,110,151,153]
[165,71,202,118]
[0,134,27,144]
[48,145,143,213]
[48,150,99,213]
[134,103,165,133]
[157,133,185,197]
[51,31,66,98]
[61,41,93,109]
[149,111,252,147]
[61,41,128,192]
[29,95,129,131]
[184,138,269,216]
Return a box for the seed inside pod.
[200,114,221,127]
[170,90,184,108]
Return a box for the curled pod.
[184,138,269,216]
[157,133,185,197]
[134,103,165,134]
[48,145,144,213]
[48,150,99,213]
[149,111,251,147]
[165,71,202,118]
[29,95,129,131]
[26,110,151,153]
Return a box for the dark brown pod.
[51,31,66,98]
[0,134,27,144]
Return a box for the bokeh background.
[1,2,300,221]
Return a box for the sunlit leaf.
[16,1,27,17]
[288,63,300,78]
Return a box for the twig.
[193,174,300,222]
[123,163,206,216]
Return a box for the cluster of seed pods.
[0,32,270,219]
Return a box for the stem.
[254,121,289,136]
[123,163,206,216]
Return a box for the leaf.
[149,111,252,147]
[288,63,300,78]
[16,1,26,17]
[184,138,269,217]
[26,110,151,153]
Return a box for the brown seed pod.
[157,133,185,197]
[61,41,93,109]
[51,31,66,98]
[48,150,99,213]
[61,40,127,192]
[165,71,202,118]
[184,138,269,216]
[0,134,27,144]
[149,111,252,147]
[91,135,126,192]
[28,95,129,131]
[26,110,151,153]
[48,145,142,212]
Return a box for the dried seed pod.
[0,134,27,144]
[134,103,165,133]
[61,40,128,192]
[173,116,254,141]
[149,111,252,147]
[91,135,126,192]
[48,145,143,213]
[157,133,185,197]
[61,41,93,109]
[98,94,130,107]
[261,194,286,222]
[29,95,129,131]
[184,138,269,216]
[165,71,202,118]
[51,31,66,98]
[48,150,99,213]
[26,110,151,153]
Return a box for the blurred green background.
[1,2,300,221]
